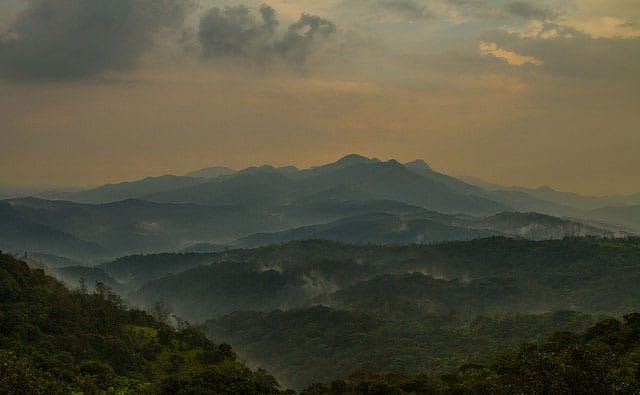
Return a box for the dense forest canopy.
[300,312,640,394]
[4,250,640,393]
[132,237,640,322]
[0,252,283,394]
[3,237,640,392]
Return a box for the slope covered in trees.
[133,237,640,322]
[206,308,600,389]
[0,252,282,394]
[300,313,640,394]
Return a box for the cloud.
[197,4,336,69]
[440,0,563,23]
[338,0,433,22]
[375,0,433,20]
[0,0,190,82]
[483,24,640,79]
[618,20,638,29]
[277,13,337,67]
[479,41,542,65]
[504,1,558,21]
[198,4,278,59]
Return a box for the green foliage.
[206,307,600,389]
[0,350,68,394]
[302,314,640,394]
[0,252,283,393]
[135,237,640,323]
[126,237,640,388]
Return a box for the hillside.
[298,313,640,394]
[589,205,640,232]
[206,308,599,389]
[99,237,639,389]
[461,177,640,210]
[99,252,218,289]
[1,198,283,259]
[0,252,283,394]
[4,239,640,391]
[0,201,107,259]
[129,237,640,323]
[468,211,617,239]
[236,212,499,247]
[1,198,619,262]
[237,211,620,248]
[184,166,236,179]
[43,175,208,204]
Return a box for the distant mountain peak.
[536,185,557,192]
[335,153,374,165]
[385,159,402,166]
[184,166,235,179]
[405,159,432,172]
[236,165,278,174]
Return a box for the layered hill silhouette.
[128,238,640,324]
[0,154,635,260]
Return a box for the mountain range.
[0,154,636,261]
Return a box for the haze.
[1,0,638,195]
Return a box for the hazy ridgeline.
[1,155,636,263]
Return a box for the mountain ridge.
[1,154,636,260]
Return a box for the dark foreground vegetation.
[207,308,602,389]
[301,312,640,394]
[0,252,282,394]
[4,237,640,393]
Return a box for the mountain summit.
[334,153,379,166]
[405,159,433,172]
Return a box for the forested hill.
[300,313,640,394]
[135,237,640,322]
[0,252,283,394]
[4,248,640,393]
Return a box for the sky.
[0,0,639,195]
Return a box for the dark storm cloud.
[504,1,558,21]
[198,4,335,68]
[0,0,190,82]
[198,4,278,58]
